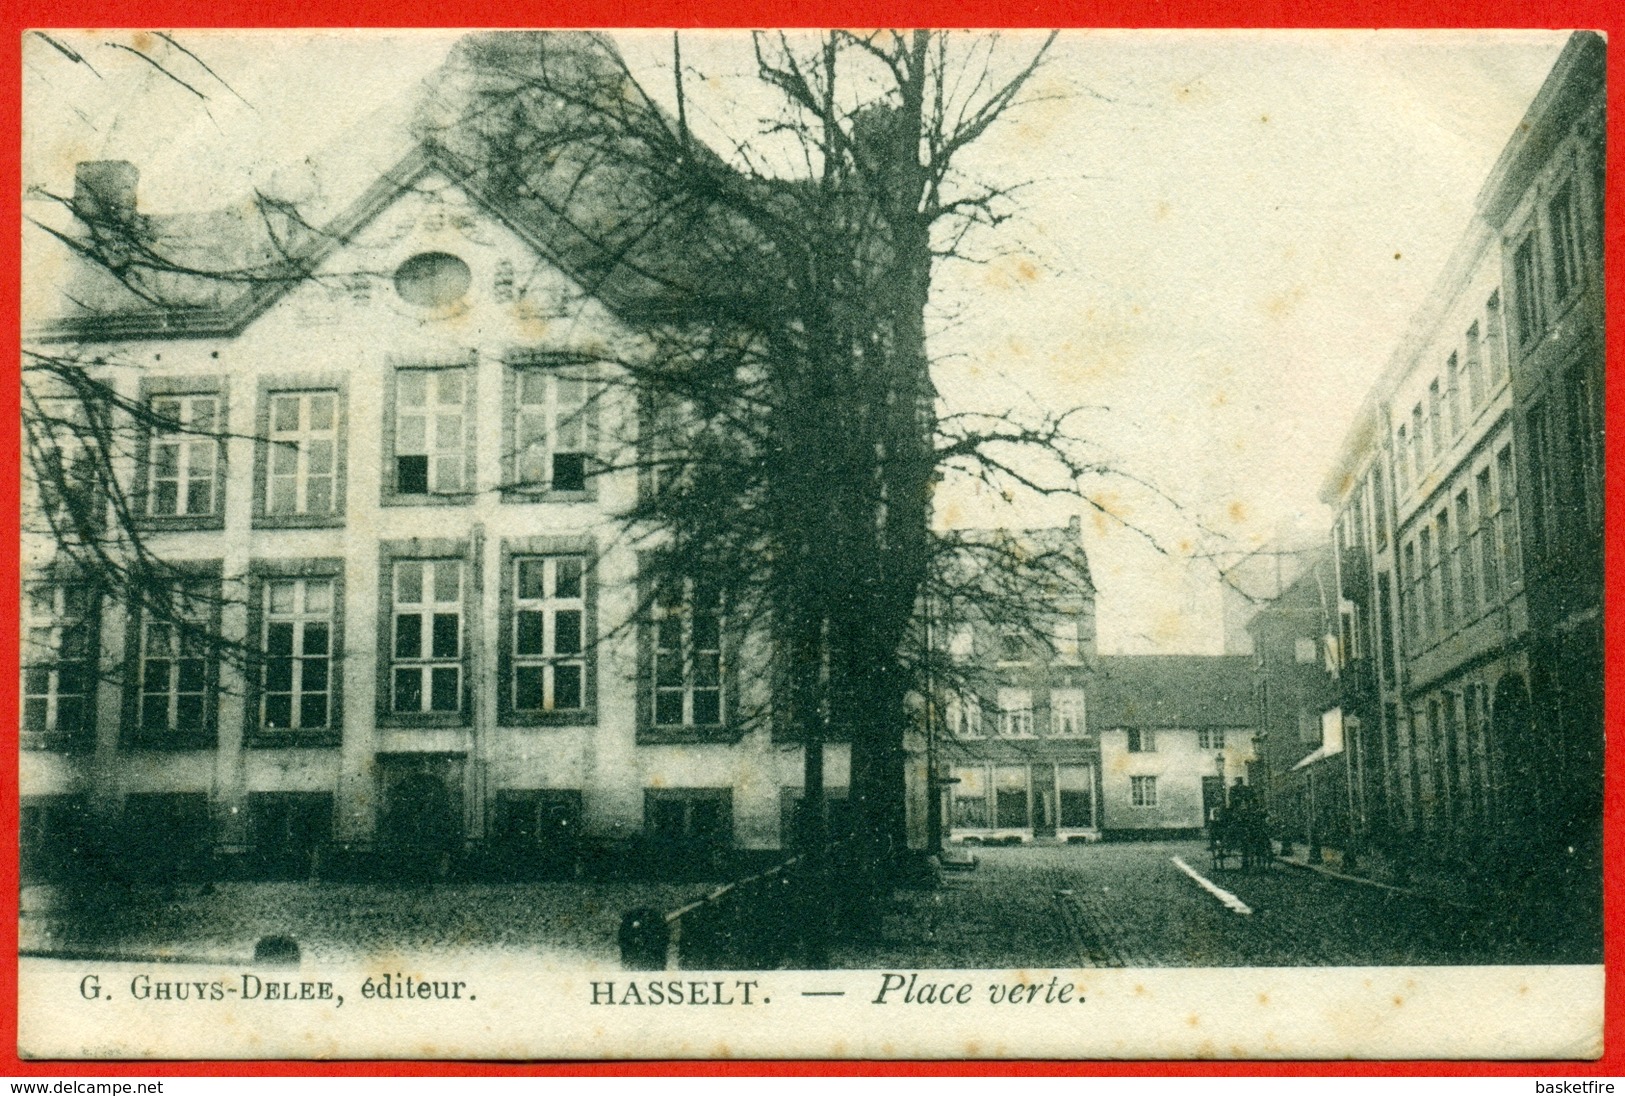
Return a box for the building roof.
[1090,654,1253,728]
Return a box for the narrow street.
[832,842,1585,969]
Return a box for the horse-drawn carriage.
[1207,800,1273,873]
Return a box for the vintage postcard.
[16,28,1605,1060]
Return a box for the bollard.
[619,907,671,970]
[253,934,301,967]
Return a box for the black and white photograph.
[17,28,1605,1059]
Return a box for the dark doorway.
[380,757,463,879]
[488,790,583,879]
[645,788,732,879]
[1031,764,1057,838]
[249,793,333,880]
[121,793,212,881]
[1201,776,1225,825]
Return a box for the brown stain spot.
[1265,285,1306,319]
[1186,1013,1200,1027]
[1228,500,1248,524]
[1260,114,1269,123]
[965,1040,981,1055]
[1257,993,1269,1006]
[130,31,156,52]
[1211,390,1229,408]
[1133,983,1147,996]
[1155,201,1172,221]
[1394,252,1403,260]
[1519,984,1529,995]
[1392,995,1404,1007]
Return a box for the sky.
[21,29,1569,654]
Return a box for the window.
[1401,541,1420,647]
[1496,445,1521,588]
[998,631,1027,663]
[1371,465,1388,549]
[1428,380,1443,454]
[948,625,974,662]
[261,390,340,520]
[644,788,732,851]
[1057,765,1094,828]
[1418,527,1437,641]
[998,688,1034,737]
[1463,322,1485,409]
[1485,292,1508,386]
[1197,728,1225,750]
[1445,355,1463,437]
[1513,235,1543,346]
[391,559,463,715]
[1410,405,1426,476]
[1049,619,1081,661]
[1130,775,1157,808]
[1394,427,1410,493]
[490,791,583,877]
[1126,727,1156,753]
[259,576,337,735]
[1548,180,1582,304]
[510,556,587,716]
[394,252,472,309]
[22,584,98,745]
[1050,688,1086,737]
[20,796,88,882]
[1376,572,1396,684]
[652,578,724,729]
[994,766,1029,828]
[392,368,470,497]
[1294,637,1317,664]
[511,366,591,494]
[1565,362,1604,531]
[1455,491,1478,618]
[1436,510,1455,633]
[947,693,982,738]
[146,393,222,519]
[1476,468,1502,602]
[132,577,219,744]
[248,792,332,880]
[1525,401,1556,561]
[951,767,989,829]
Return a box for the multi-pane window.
[137,583,216,737]
[513,369,590,492]
[1565,363,1604,530]
[1371,465,1388,549]
[1445,355,1462,437]
[997,688,1034,737]
[1455,490,1478,618]
[1197,728,1225,750]
[1513,236,1543,346]
[391,560,462,714]
[1051,689,1086,736]
[512,556,587,713]
[947,625,974,662]
[947,693,982,738]
[1057,766,1094,828]
[1436,510,1455,633]
[951,767,988,829]
[1418,527,1437,641]
[1548,180,1582,303]
[1401,541,1420,647]
[23,585,97,740]
[1049,619,1081,661]
[1126,727,1156,753]
[261,578,334,732]
[1428,380,1444,454]
[395,369,466,495]
[1130,775,1157,808]
[994,766,1029,828]
[1476,468,1501,602]
[1496,446,1521,588]
[1463,322,1485,409]
[652,580,724,727]
[148,394,220,517]
[1410,405,1426,476]
[266,392,338,516]
[1485,293,1508,386]
[1393,428,1410,493]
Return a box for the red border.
[3,0,1620,1077]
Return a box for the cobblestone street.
[831,842,1599,969]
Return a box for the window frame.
[1130,774,1158,808]
[245,559,345,747]
[376,539,476,729]
[120,560,223,750]
[501,354,600,503]
[1049,687,1087,737]
[135,376,229,532]
[21,578,101,751]
[637,560,740,744]
[380,355,478,507]
[997,687,1035,738]
[498,536,598,727]
[252,376,348,529]
[1126,727,1157,753]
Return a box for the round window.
[393,252,472,309]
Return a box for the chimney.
[73,161,139,224]
[1067,514,1082,538]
